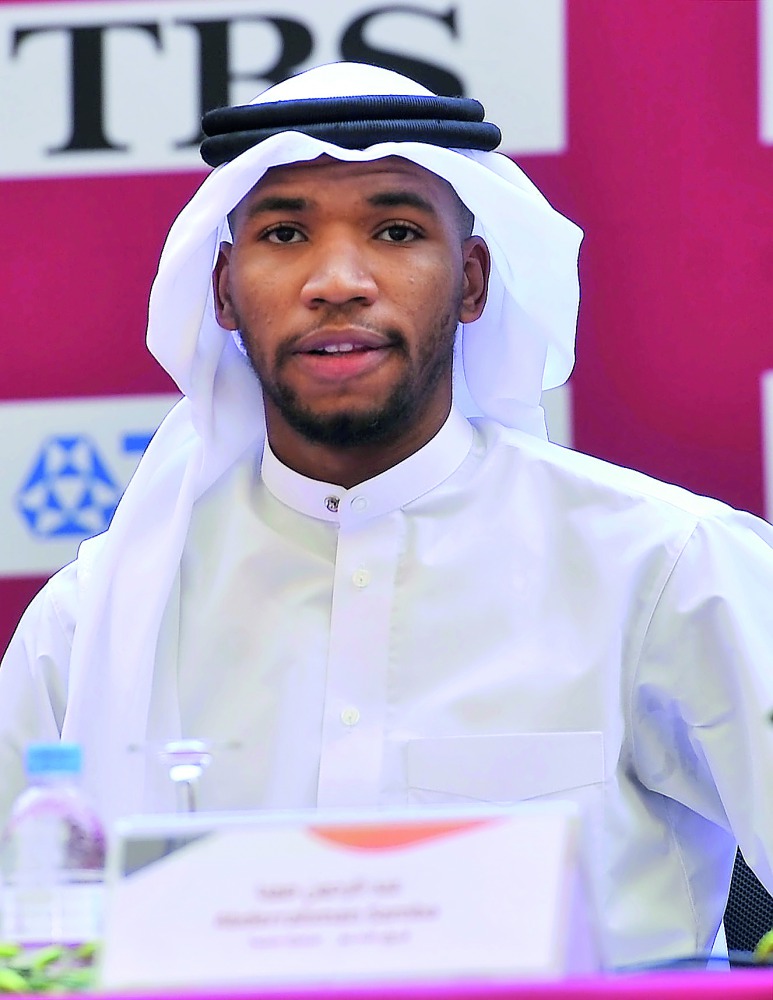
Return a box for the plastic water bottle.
[0,743,106,946]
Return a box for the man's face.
[214,155,489,452]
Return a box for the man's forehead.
[238,154,457,206]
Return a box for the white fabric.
[13,62,582,829]
[6,61,773,969]
[3,410,773,970]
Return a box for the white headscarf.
[61,63,583,820]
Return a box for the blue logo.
[16,435,122,538]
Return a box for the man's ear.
[213,242,238,330]
[459,236,490,324]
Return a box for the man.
[2,62,773,969]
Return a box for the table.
[79,971,773,1000]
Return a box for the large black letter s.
[340,6,463,96]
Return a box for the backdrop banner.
[1,0,771,654]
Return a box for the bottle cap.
[25,742,82,776]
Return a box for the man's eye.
[264,225,304,244]
[377,224,418,243]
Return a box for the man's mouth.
[294,330,395,355]
[287,328,398,383]
[307,342,375,355]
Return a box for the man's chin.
[278,401,411,449]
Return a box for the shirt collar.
[260,407,474,525]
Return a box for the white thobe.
[3,407,773,969]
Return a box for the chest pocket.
[404,732,604,806]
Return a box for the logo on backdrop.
[16,435,122,538]
[0,395,179,576]
[0,0,566,177]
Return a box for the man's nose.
[300,237,378,307]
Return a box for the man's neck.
[264,399,452,489]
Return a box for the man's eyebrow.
[367,190,438,216]
[243,195,310,217]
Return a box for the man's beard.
[242,313,459,449]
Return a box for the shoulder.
[469,418,773,562]
[475,419,742,519]
[8,561,80,658]
[5,531,110,662]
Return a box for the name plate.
[100,804,598,988]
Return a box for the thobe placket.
[317,500,401,807]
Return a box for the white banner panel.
[761,0,773,144]
[543,382,572,449]
[0,394,179,576]
[0,388,572,577]
[0,0,565,178]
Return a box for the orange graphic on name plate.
[308,818,496,852]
